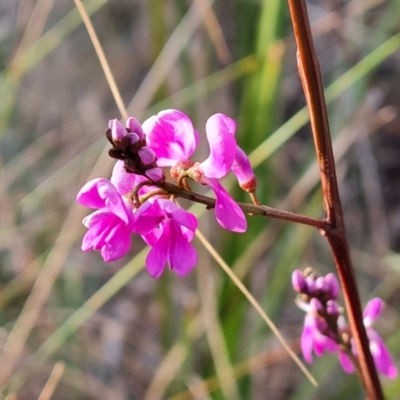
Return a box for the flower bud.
[292,269,307,292]
[306,275,316,294]
[139,147,156,166]
[126,117,145,139]
[110,119,127,141]
[316,276,326,292]
[326,300,339,315]
[310,298,323,313]
[145,167,164,182]
[231,146,257,193]
[129,132,140,146]
[325,273,339,299]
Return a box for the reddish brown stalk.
[158,181,329,230]
[286,0,383,398]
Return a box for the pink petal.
[292,269,307,292]
[143,110,199,166]
[109,119,126,140]
[82,217,110,251]
[313,334,325,357]
[338,351,355,373]
[111,160,146,196]
[82,209,110,229]
[141,228,161,247]
[159,199,198,232]
[77,178,109,209]
[314,332,338,356]
[325,273,340,299]
[138,147,156,165]
[133,200,164,234]
[169,221,198,276]
[324,336,339,352]
[126,116,145,139]
[206,178,247,232]
[231,146,256,188]
[145,167,165,182]
[97,185,130,224]
[181,225,195,242]
[301,324,314,364]
[363,298,384,327]
[81,211,132,261]
[216,113,236,135]
[199,114,236,179]
[368,329,398,379]
[77,178,129,224]
[145,224,170,278]
[100,224,132,262]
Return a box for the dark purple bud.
[292,269,307,292]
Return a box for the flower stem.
[286,0,383,398]
[157,181,329,231]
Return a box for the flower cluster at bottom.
[292,269,397,379]
[77,110,256,278]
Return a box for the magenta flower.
[111,160,152,196]
[143,110,247,232]
[293,270,397,379]
[338,298,397,379]
[215,113,257,193]
[299,299,339,363]
[133,198,198,278]
[76,178,135,262]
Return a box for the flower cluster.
[77,110,256,278]
[292,269,397,379]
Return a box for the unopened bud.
[306,275,316,294]
[326,300,339,315]
[129,132,140,146]
[110,119,127,141]
[231,146,257,193]
[316,276,327,292]
[292,269,307,292]
[139,147,156,166]
[145,167,165,182]
[325,273,339,299]
[126,117,145,139]
[310,298,323,313]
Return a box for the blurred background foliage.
[0,0,400,398]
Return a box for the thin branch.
[156,181,329,231]
[286,0,383,398]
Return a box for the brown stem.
[156,181,329,231]
[286,0,383,398]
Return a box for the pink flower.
[133,198,198,278]
[299,299,339,363]
[111,160,152,196]
[294,270,397,380]
[143,110,247,232]
[338,298,397,379]
[76,178,135,262]
[214,113,257,193]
